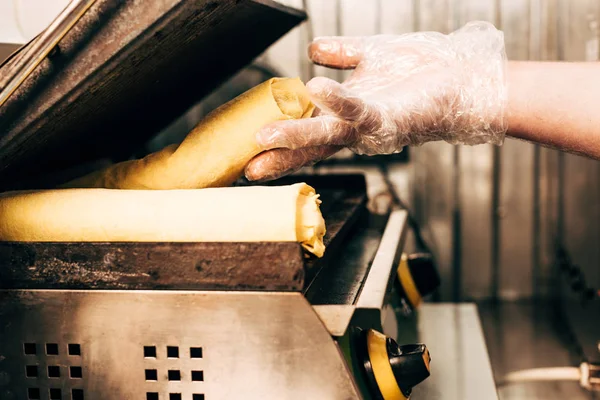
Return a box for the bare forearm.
[507,61,600,159]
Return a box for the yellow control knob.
[396,253,440,310]
[354,328,431,400]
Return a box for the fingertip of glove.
[309,36,363,69]
[244,160,262,182]
[245,162,287,183]
[309,37,335,58]
[245,151,281,182]
[306,77,340,98]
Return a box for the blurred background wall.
[1,0,598,303]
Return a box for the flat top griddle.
[0,175,368,292]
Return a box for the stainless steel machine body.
[0,290,360,399]
[0,210,407,400]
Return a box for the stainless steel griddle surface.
[0,175,367,292]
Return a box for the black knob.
[354,328,431,400]
[388,343,431,391]
[396,253,440,309]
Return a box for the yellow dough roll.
[64,77,315,190]
[0,183,326,257]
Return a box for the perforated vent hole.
[68,344,81,356]
[46,343,59,355]
[169,394,182,400]
[24,343,37,355]
[190,347,203,359]
[70,366,83,379]
[26,365,38,378]
[191,371,204,382]
[49,388,62,400]
[193,395,205,400]
[28,388,40,399]
[72,389,84,400]
[144,346,157,358]
[146,393,159,400]
[145,369,158,381]
[48,366,60,378]
[168,370,181,381]
[167,346,179,358]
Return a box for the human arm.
[245,24,600,182]
[507,61,600,158]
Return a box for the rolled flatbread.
[0,183,326,257]
[64,77,315,189]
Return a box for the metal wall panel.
[535,0,561,298]
[498,1,535,300]
[559,0,600,297]
[262,0,305,79]
[306,0,339,81]
[339,0,379,83]
[380,0,415,35]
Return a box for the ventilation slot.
[68,344,81,356]
[24,343,37,355]
[49,388,62,400]
[70,366,83,379]
[190,347,203,359]
[145,369,158,381]
[144,346,157,358]
[46,343,59,355]
[48,366,60,378]
[167,346,179,358]
[168,370,181,381]
[28,388,40,399]
[191,371,204,382]
[26,365,38,378]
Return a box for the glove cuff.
[447,21,508,146]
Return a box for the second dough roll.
[64,77,315,190]
[0,183,326,257]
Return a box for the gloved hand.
[245,21,507,182]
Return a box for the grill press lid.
[0,0,305,189]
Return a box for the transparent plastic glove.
[245,21,507,182]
